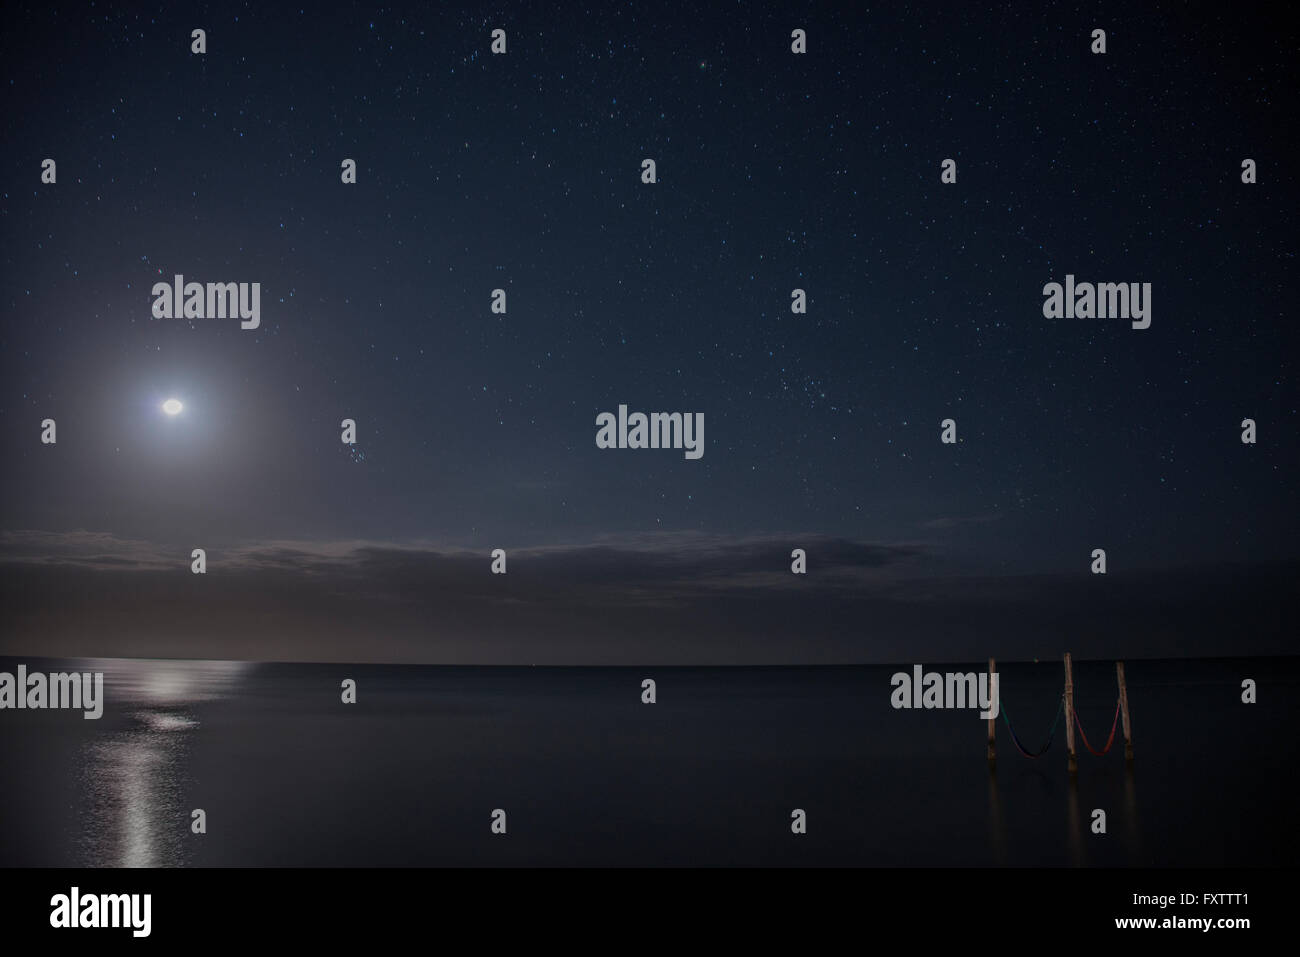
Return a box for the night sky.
[1,1,1296,663]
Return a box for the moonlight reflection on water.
[74,659,247,867]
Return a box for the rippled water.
[3,659,248,867]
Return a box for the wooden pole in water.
[1116,661,1133,763]
[1063,652,1078,775]
[987,657,996,769]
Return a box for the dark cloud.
[0,529,1292,665]
[0,530,175,569]
[0,528,935,604]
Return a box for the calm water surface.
[1,656,1295,866]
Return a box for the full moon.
[162,398,183,416]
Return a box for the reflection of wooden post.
[1064,652,1077,775]
[987,657,996,768]
[1117,661,1133,763]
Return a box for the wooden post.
[987,657,996,768]
[1064,652,1077,775]
[1116,661,1133,762]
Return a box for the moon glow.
[162,399,183,416]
